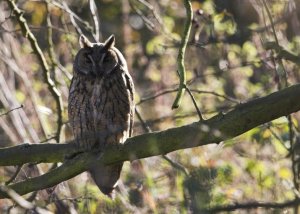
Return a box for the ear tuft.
[103,35,115,50]
[79,35,92,48]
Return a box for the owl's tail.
[89,163,123,198]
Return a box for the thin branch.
[1,83,300,198]
[89,0,100,42]
[135,106,189,175]
[162,154,189,176]
[135,107,151,133]
[58,0,96,42]
[129,1,155,31]
[0,186,52,214]
[137,89,177,105]
[190,89,239,104]
[264,41,300,65]
[59,7,77,60]
[290,113,299,190]
[38,135,58,144]
[5,165,23,185]
[172,0,193,109]
[7,0,63,140]
[204,198,300,213]
[261,0,279,44]
[0,54,48,138]
[262,0,296,196]
[268,126,289,151]
[46,1,63,144]
[261,0,288,89]
[0,25,78,35]
[137,88,238,105]
[0,105,23,117]
[51,0,94,33]
[185,86,204,121]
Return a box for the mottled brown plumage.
[68,35,134,197]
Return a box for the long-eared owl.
[68,35,134,197]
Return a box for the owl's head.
[74,35,120,77]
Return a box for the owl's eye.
[102,55,109,62]
[84,54,92,64]
[85,57,92,64]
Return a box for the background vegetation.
[1,0,300,213]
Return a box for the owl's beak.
[99,53,106,68]
[87,55,97,76]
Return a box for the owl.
[68,34,134,197]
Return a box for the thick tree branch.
[1,84,300,198]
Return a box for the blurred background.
[1,0,300,213]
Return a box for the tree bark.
[1,83,300,198]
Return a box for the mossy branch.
[1,84,300,198]
[172,0,193,109]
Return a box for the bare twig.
[190,89,239,103]
[135,106,189,175]
[45,2,63,143]
[261,0,296,197]
[51,0,94,33]
[131,0,179,42]
[162,154,189,176]
[204,198,300,213]
[60,2,84,35]
[135,107,151,133]
[129,1,155,30]
[38,135,58,144]
[0,25,78,35]
[89,0,100,42]
[0,53,48,138]
[137,0,163,26]
[7,0,63,143]
[5,165,23,185]
[185,86,204,121]
[0,105,23,117]
[137,88,238,105]
[137,89,177,105]
[289,114,299,190]
[0,186,52,214]
[261,0,288,89]
[59,8,77,60]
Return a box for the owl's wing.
[68,75,96,149]
[91,67,134,146]
[89,69,134,197]
[124,72,135,137]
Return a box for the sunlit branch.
[1,84,300,198]
[89,0,100,42]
